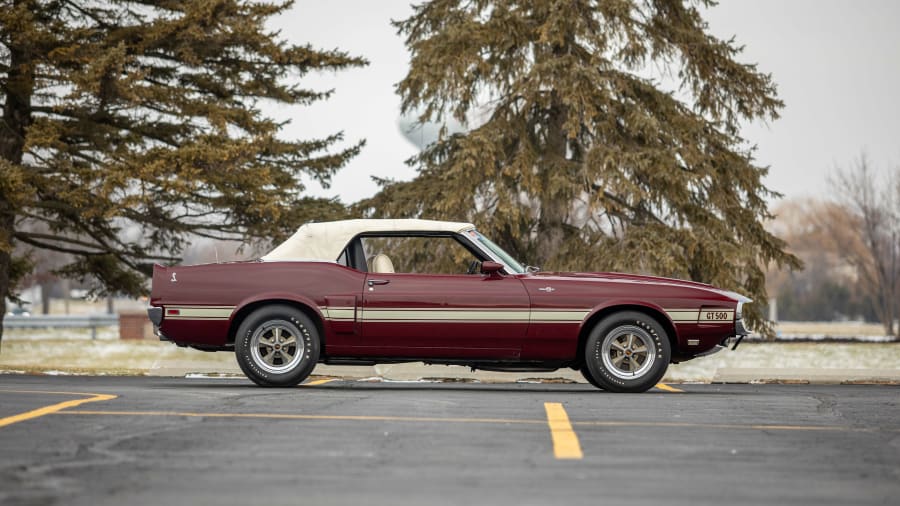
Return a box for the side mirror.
[481,261,503,276]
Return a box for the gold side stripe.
[165,316,230,321]
[163,305,235,321]
[167,306,236,310]
[167,307,234,318]
[362,319,533,324]
[362,310,529,321]
[530,311,590,321]
[161,304,731,325]
[665,310,699,321]
[322,306,730,324]
[324,308,355,320]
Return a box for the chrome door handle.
[367,279,391,287]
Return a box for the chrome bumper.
[721,318,750,351]
[147,306,162,326]
[146,306,169,341]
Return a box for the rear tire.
[584,311,671,393]
[234,305,320,387]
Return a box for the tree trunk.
[0,30,34,348]
[534,86,572,267]
[0,210,13,349]
[532,29,577,269]
[40,280,52,315]
[883,283,896,336]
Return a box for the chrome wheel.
[249,320,305,374]
[600,325,655,380]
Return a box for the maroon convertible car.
[148,219,750,392]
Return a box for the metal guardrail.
[3,314,119,340]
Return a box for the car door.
[356,234,530,359]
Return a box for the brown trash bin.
[119,311,153,340]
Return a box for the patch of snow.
[747,334,897,343]
[380,378,442,383]
[184,373,243,379]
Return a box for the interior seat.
[370,253,395,273]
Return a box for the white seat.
[371,253,395,273]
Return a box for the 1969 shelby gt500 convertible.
[148,219,750,393]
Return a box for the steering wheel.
[466,260,482,275]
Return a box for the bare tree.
[828,156,899,336]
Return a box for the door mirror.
[481,261,503,275]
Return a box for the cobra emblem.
[171,272,177,283]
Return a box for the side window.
[336,249,349,267]
[360,236,481,274]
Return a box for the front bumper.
[734,318,750,337]
[715,318,752,351]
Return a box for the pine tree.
[0,0,366,344]
[359,0,800,333]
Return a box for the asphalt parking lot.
[1,375,898,506]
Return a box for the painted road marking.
[50,410,900,433]
[655,383,684,393]
[543,402,584,460]
[573,421,890,432]
[0,390,117,429]
[302,378,337,387]
[57,410,545,425]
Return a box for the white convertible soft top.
[261,219,475,262]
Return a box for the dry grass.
[0,338,234,373]
[666,342,900,382]
[775,321,888,337]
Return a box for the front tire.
[580,367,604,389]
[234,305,320,387]
[584,311,671,393]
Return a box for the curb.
[711,368,900,385]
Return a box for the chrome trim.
[735,318,750,336]
[601,325,656,380]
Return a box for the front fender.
[580,299,680,345]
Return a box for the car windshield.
[466,229,526,274]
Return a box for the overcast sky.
[266,0,900,205]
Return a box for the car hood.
[526,271,749,301]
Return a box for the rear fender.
[228,292,327,344]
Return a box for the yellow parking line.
[0,391,118,429]
[655,383,684,393]
[57,410,545,425]
[543,402,583,460]
[49,409,899,434]
[302,378,337,387]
